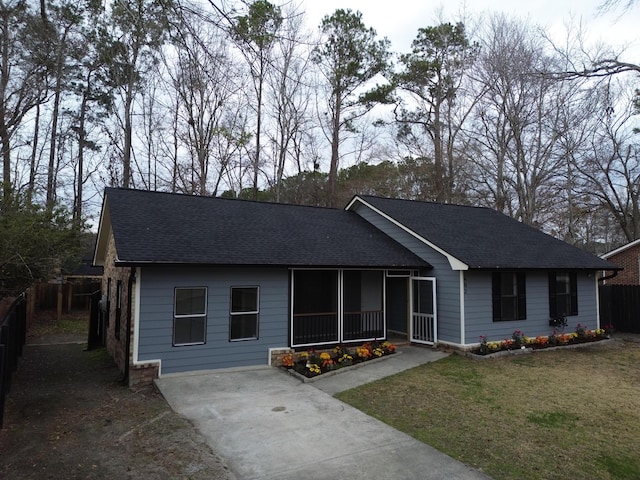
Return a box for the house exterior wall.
[604,245,640,285]
[136,265,289,375]
[464,270,599,344]
[352,204,462,344]
[101,232,132,378]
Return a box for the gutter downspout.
[598,270,619,283]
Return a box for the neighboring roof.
[602,238,640,259]
[94,188,430,269]
[66,262,103,278]
[349,195,620,271]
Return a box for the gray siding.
[353,204,462,344]
[137,266,289,374]
[464,270,599,344]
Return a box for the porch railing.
[412,313,435,343]
[1,294,27,428]
[292,312,338,346]
[292,310,384,346]
[343,310,383,341]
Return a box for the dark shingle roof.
[355,195,619,270]
[103,188,430,268]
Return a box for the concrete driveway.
[156,347,491,480]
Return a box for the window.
[492,272,526,321]
[230,287,259,341]
[549,272,578,317]
[173,287,207,346]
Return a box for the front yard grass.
[336,338,640,480]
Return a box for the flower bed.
[474,324,611,357]
[280,340,397,378]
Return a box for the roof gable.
[94,188,430,269]
[349,195,619,271]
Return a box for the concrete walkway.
[155,345,491,480]
[310,344,449,394]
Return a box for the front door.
[386,276,408,335]
[411,277,437,344]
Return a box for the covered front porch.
[290,269,437,348]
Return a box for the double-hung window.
[230,286,259,341]
[173,287,207,346]
[492,272,526,321]
[549,272,578,317]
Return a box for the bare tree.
[264,3,314,201]
[165,16,245,196]
[107,0,169,189]
[573,80,640,242]
[233,0,282,200]
[0,0,49,207]
[468,15,575,226]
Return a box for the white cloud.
[295,0,639,58]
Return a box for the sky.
[298,0,639,60]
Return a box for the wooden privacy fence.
[32,279,101,312]
[599,285,640,334]
[0,294,27,428]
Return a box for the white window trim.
[290,268,387,348]
[173,286,208,346]
[229,286,260,341]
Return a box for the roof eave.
[113,260,430,269]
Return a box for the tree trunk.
[123,83,133,189]
[329,90,341,207]
[46,74,63,210]
[28,103,40,204]
[432,106,445,202]
[74,87,89,225]
[0,13,11,207]
[253,69,263,200]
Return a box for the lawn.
[336,338,640,480]
[28,310,89,336]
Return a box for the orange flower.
[281,354,295,367]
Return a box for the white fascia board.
[602,238,640,259]
[460,271,466,344]
[92,198,111,267]
[131,267,162,374]
[348,196,469,271]
[132,266,141,364]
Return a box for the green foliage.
[396,22,477,100]
[0,197,83,299]
[234,0,282,51]
[393,22,478,203]
[106,0,171,88]
[268,170,329,206]
[313,9,390,104]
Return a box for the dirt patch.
[0,327,235,479]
